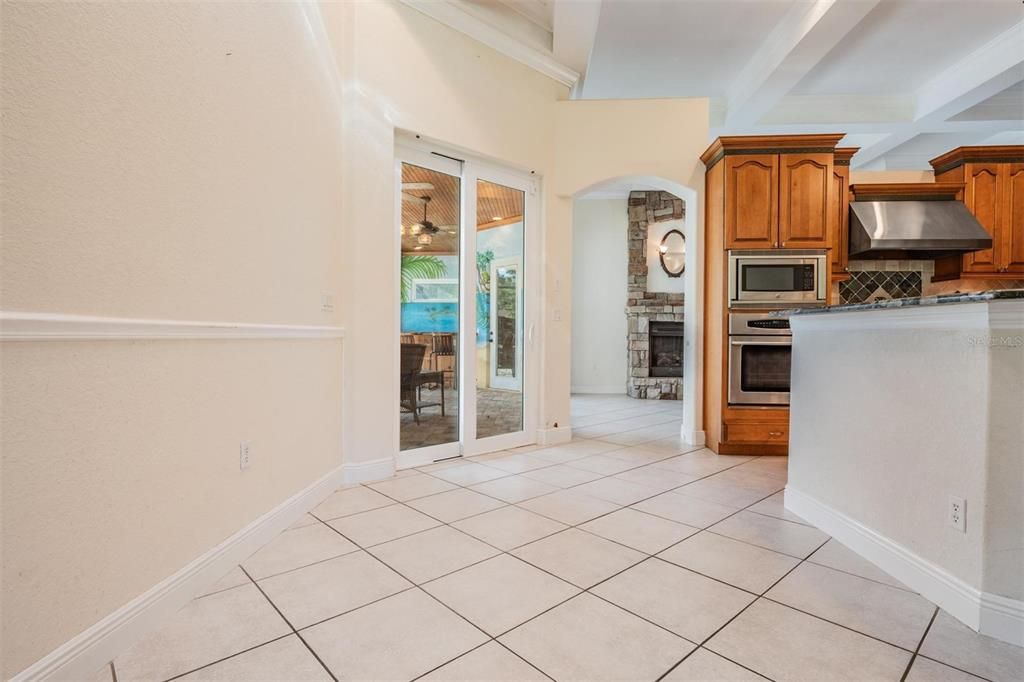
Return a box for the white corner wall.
[571,198,628,394]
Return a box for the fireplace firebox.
[649,321,684,377]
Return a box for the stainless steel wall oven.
[728,312,792,406]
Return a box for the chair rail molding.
[0,311,345,341]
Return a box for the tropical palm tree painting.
[476,250,494,345]
[400,255,449,303]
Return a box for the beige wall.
[320,0,564,465]
[324,2,711,457]
[548,99,710,434]
[2,0,713,674]
[1,2,346,675]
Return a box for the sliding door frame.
[395,137,541,467]
[394,146,463,467]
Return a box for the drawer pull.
[768,431,783,437]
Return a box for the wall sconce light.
[659,229,686,278]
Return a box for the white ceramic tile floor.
[99,395,1018,681]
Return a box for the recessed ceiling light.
[413,245,424,250]
[492,216,502,221]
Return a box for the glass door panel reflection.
[399,162,460,452]
[475,179,524,439]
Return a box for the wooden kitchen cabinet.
[963,163,1001,274]
[930,147,1024,278]
[778,153,833,248]
[724,155,778,248]
[1005,163,1024,271]
[700,134,844,456]
[828,148,858,280]
[714,138,840,250]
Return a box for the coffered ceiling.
[401,0,1024,170]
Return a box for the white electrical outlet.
[240,442,251,471]
[948,495,966,533]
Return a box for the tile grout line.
[238,446,796,681]
[160,632,297,682]
[237,565,339,682]
[899,606,939,682]
[655,534,832,682]
[912,653,996,682]
[315,509,559,681]
[326,464,796,677]
[295,447,772,676]
[312,450,791,611]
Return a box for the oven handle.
[730,337,792,346]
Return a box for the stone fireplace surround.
[626,190,684,399]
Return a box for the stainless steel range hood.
[848,200,992,259]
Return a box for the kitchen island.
[782,290,1024,646]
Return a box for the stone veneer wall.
[626,191,685,399]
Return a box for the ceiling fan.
[410,196,440,245]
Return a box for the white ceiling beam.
[552,0,602,95]
[854,21,1024,168]
[722,118,1023,138]
[723,0,881,130]
[398,0,579,88]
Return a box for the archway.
[570,175,703,446]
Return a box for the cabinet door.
[779,153,832,248]
[725,155,778,249]
[1004,163,1024,273]
[828,166,849,277]
[963,163,1001,274]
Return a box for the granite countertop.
[779,289,1024,316]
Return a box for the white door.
[489,257,523,391]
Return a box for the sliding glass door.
[397,143,537,466]
[398,152,462,460]
[475,179,525,441]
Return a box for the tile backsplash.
[840,270,923,304]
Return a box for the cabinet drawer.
[725,422,788,443]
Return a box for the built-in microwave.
[728,250,827,308]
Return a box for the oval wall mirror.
[659,229,686,278]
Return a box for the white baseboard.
[570,385,625,395]
[342,456,395,485]
[537,425,572,446]
[681,428,706,447]
[13,465,347,682]
[786,485,1024,647]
